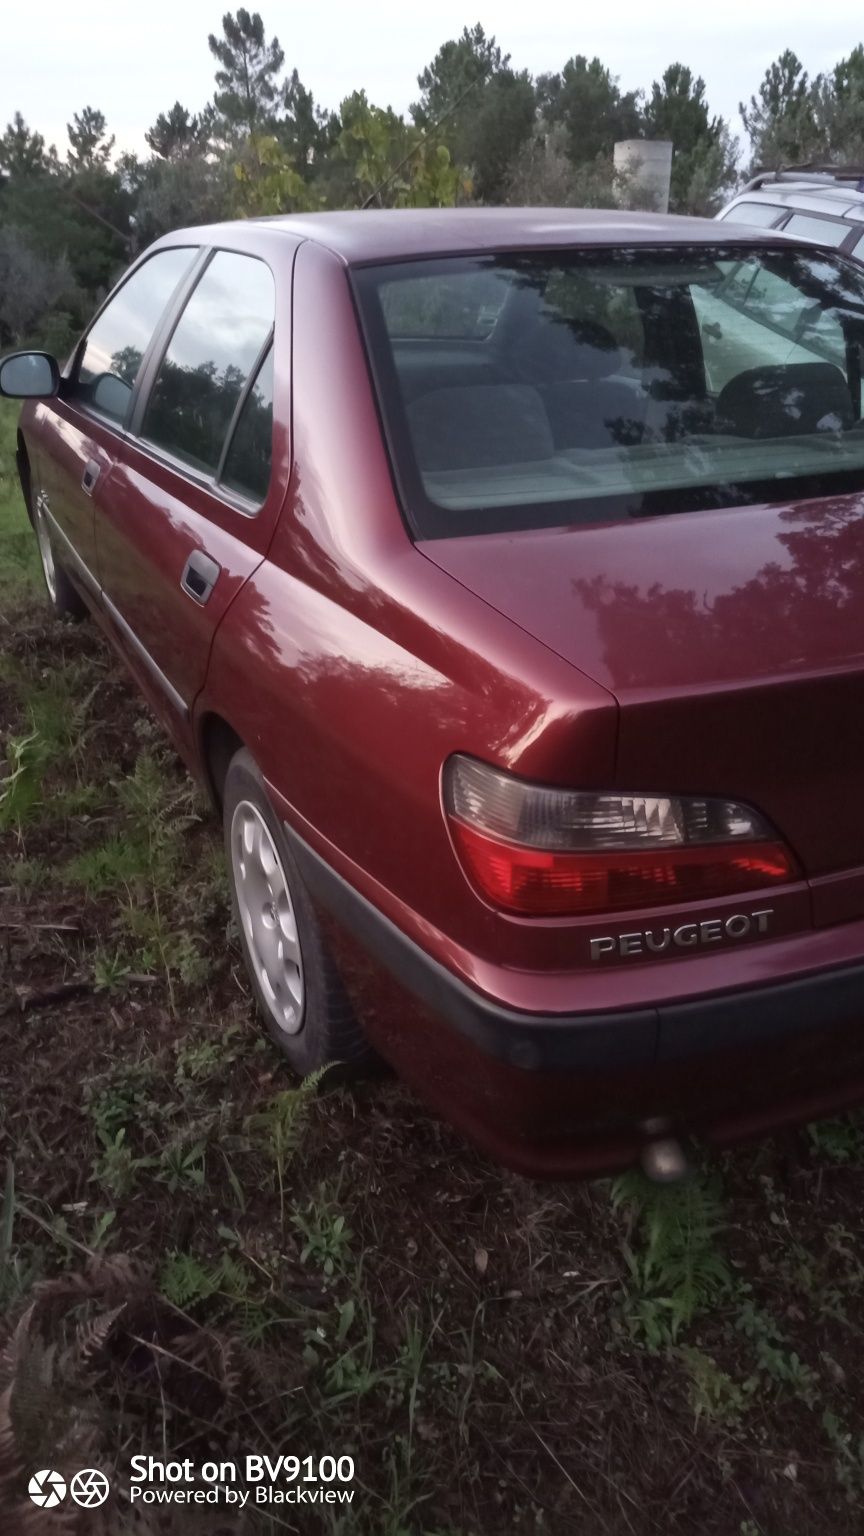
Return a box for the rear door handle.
[82,459,101,495]
[181,549,221,605]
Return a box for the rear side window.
[141,251,274,480]
[354,246,864,538]
[74,247,196,424]
[782,213,850,247]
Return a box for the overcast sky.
[2,0,863,161]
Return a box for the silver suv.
[717,166,864,261]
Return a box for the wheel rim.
[34,498,57,603]
[230,800,305,1034]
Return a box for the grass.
[0,399,40,603]
[3,395,864,1533]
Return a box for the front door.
[37,245,199,586]
[94,249,281,735]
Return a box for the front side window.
[354,245,864,538]
[74,247,196,424]
[141,251,275,478]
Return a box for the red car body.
[12,209,864,1176]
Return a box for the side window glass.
[74,248,197,425]
[220,348,274,503]
[718,201,781,228]
[782,214,850,248]
[141,251,274,476]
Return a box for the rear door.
[95,247,287,733]
[36,246,199,588]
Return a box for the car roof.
[730,184,864,218]
[234,206,794,264]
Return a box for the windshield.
[353,244,864,538]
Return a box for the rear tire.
[223,747,371,1076]
[33,492,87,620]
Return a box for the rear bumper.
[286,824,864,1173]
[287,822,864,1072]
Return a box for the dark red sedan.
[5,208,864,1177]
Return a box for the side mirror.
[0,351,60,399]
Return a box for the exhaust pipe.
[639,1118,689,1182]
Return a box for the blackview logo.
[589,908,774,961]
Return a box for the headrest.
[407,384,555,472]
[716,362,854,439]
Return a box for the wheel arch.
[198,711,245,810]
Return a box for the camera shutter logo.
[70,1469,110,1508]
[28,1469,67,1507]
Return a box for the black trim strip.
[101,592,189,719]
[283,821,864,1073]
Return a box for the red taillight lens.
[444,756,799,917]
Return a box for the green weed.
[610,1168,732,1346]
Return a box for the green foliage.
[246,1067,329,1226]
[232,133,310,214]
[0,729,42,829]
[292,1187,353,1277]
[157,1139,207,1194]
[92,949,132,992]
[611,1169,732,1346]
[160,1248,225,1308]
[644,63,738,213]
[735,1299,819,1404]
[808,1111,864,1164]
[823,1408,864,1500]
[145,101,210,160]
[335,93,461,209]
[209,8,284,141]
[678,1345,752,1424]
[90,1126,155,1200]
[412,24,534,202]
[537,55,642,164]
[0,400,40,597]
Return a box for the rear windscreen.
[352,245,864,537]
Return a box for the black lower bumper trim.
[284,824,864,1073]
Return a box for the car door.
[36,246,200,588]
[94,247,285,738]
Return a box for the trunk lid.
[419,492,864,878]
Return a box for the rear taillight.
[443,755,799,917]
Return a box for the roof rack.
[743,164,864,193]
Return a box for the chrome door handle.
[81,459,101,496]
[181,549,221,605]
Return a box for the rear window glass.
[354,246,864,538]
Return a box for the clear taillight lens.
[444,755,799,916]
